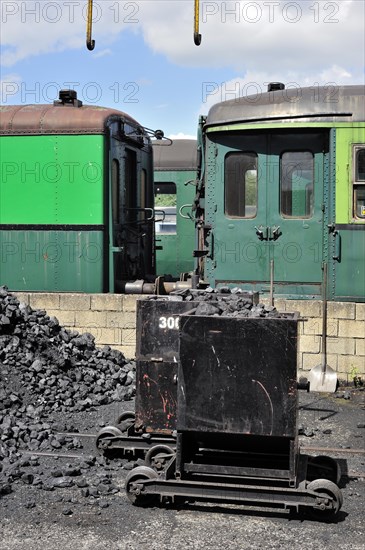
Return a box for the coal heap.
[0,286,135,463]
[152,287,287,318]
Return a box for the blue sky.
[1,1,364,138]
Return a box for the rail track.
[20,436,365,480]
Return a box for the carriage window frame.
[353,145,365,220]
[224,152,258,219]
[154,181,177,235]
[280,151,314,219]
[111,159,120,225]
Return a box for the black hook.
[86,0,95,51]
[87,39,95,51]
[194,32,202,46]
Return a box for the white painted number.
[159,316,179,330]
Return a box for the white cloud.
[136,0,365,74]
[168,132,197,140]
[93,48,113,59]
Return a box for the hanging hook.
[194,0,202,45]
[86,0,95,50]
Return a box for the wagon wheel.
[307,455,341,485]
[145,445,175,471]
[125,466,158,506]
[95,426,123,455]
[115,411,135,432]
[307,478,343,519]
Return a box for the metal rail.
[54,433,365,456]
[301,446,365,455]
[20,447,365,479]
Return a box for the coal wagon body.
[97,291,343,519]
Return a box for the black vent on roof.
[267,82,285,92]
[54,90,83,107]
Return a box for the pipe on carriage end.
[123,277,193,295]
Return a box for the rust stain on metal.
[0,104,140,135]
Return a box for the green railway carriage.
[195,84,365,301]
[153,139,197,278]
[0,90,155,293]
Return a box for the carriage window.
[141,169,147,210]
[225,153,257,218]
[125,148,137,224]
[280,152,314,218]
[111,159,120,224]
[154,182,177,234]
[353,146,365,219]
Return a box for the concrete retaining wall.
[14,292,365,383]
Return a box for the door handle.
[333,230,341,262]
[255,225,269,241]
[270,225,282,241]
[206,230,214,259]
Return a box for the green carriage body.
[196,85,365,301]
[153,140,197,278]
[0,93,155,292]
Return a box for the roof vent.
[267,82,285,92]
[54,89,83,107]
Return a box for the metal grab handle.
[206,230,214,260]
[270,225,281,241]
[154,209,166,223]
[124,207,155,221]
[179,204,194,220]
[333,230,341,262]
[86,0,95,50]
[194,0,202,45]
[255,225,268,241]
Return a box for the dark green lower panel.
[156,233,195,279]
[0,230,105,292]
[332,228,365,302]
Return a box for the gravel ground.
[1,390,364,550]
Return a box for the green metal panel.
[0,135,104,224]
[154,170,196,277]
[331,126,365,301]
[156,234,180,276]
[332,228,365,301]
[0,230,104,292]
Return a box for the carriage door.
[209,131,326,296]
[124,147,142,280]
[109,144,140,288]
[267,132,326,295]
